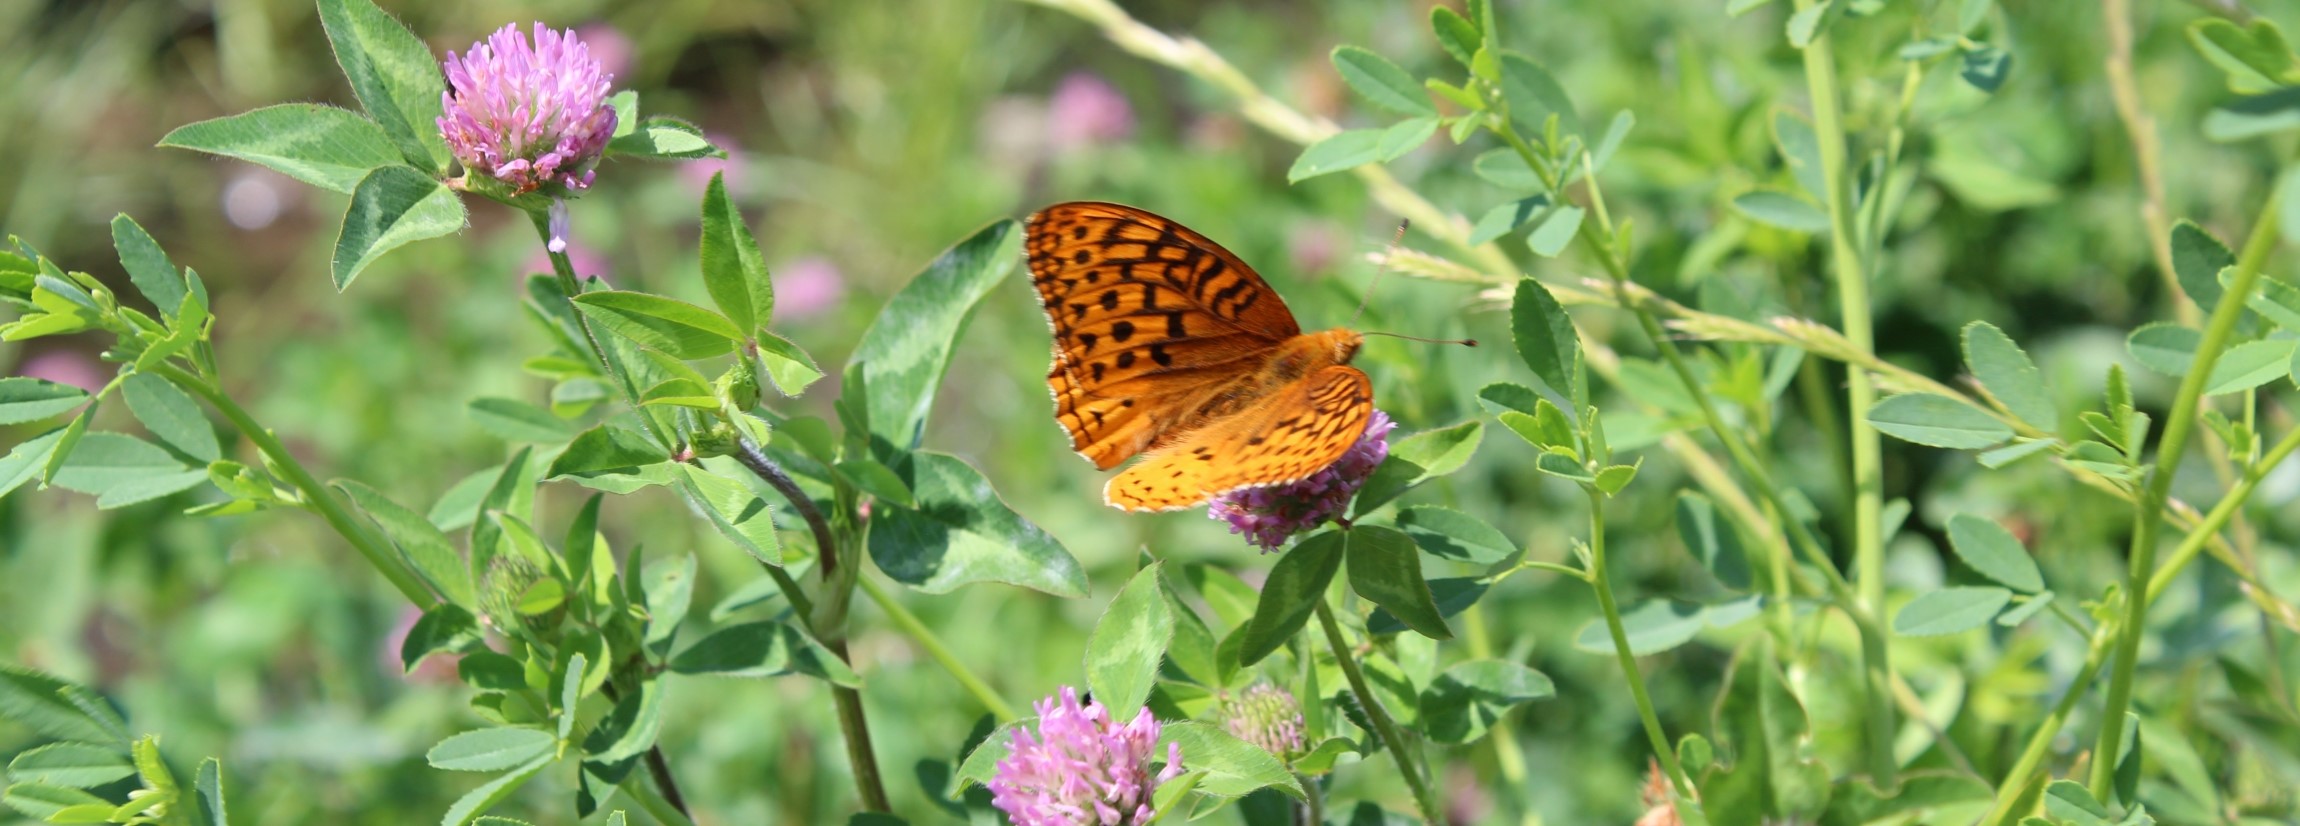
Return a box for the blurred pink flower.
[382,605,460,684]
[1287,220,1342,276]
[681,133,747,196]
[16,349,103,394]
[575,23,633,80]
[774,256,846,319]
[1047,72,1134,152]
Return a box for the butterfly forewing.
[1026,202,1302,467]
[1104,365,1374,511]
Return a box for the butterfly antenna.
[1348,218,1411,328]
[1364,331,1478,347]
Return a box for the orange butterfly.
[1024,201,1373,512]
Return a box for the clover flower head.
[1207,410,1394,552]
[1220,682,1306,760]
[438,23,618,195]
[989,686,1184,826]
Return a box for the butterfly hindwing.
[1027,202,1304,468]
[1104,365,1374,511]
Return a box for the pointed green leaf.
[1510,279,1582,404]
[2127,322,2200,376]
[852,220,1020,452]
[316,0,448,170]
[427,727,557,772]
[1945,513,2043,592]
[1962,321,2056,429]
[1331,46,1436,116]
[1893,587,2013,635]
[1573,599,1705,655]
[668,621,859,686]
[1288,129,1385,183]
[1239,532,1346,667]
[751,330,824,396]
[333,166,465,291]
[1087,563,1175,716]
[0,378,88,425]
[121,374,218,461]
[868,452,1086,596]
[1419,659,1555,744]
[467,397,575,443]
[437,753,553,826]
[571,291,743,359]
[673,464,780,565]
[160,103,407,194]
[1345,526,1450,640]
[1155,721,1303,799]
[339,479,477,608]
[699,173,773,330]
[1732,191,1830,232]
[110,215,187,318]
[1867,393,2011,449]
[2203,338,2295,395]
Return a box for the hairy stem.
[1587,490,1705,822]
[2091,191,2282,797]
[1789,0,1895,784]
[154,364,433,605]
[1314,596,1444,825]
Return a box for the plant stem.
[1982,632,2113,826]
[858,574,1019,720]
[2147,423,2300,603]
[2090,191,2281,798]
[1789,0,1895,785]
[619,774,699,826]
[1313,596,1444,825]
[1586,490,1704,823]
[732,440,838,577]
[153,364,434,605]
[726,439,891,812]
[1295,772,1324,826]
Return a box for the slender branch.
[1983,630,2114,826]
[1789,0,1896,784]
[2091,188,2282,798]
[1313,596,1444,825]
[732,439,838,578]
[858,574,1019,720]
[2147,422,2300,603]
[152,364,434,605]
[1586,490,1705,823]
[619,773,698,826]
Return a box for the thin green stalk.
[2090,191,2282,797]
[1986,406,2300,822]
[1789,0,1895,785]
[1983,632,2114,826]
[2147,422,2300,604]
[619,773,699,826]
[1313,596,1444,825]
[153,363,433,605]
[858,574,1018,720]
[1586,491,1706,824]
[1463,603,1541,826]
[1295,772,1324,826]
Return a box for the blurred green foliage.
[3,0,2299,823]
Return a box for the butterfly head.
[1310,327,1364,365]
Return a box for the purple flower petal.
[437,23,619,195]
[1207,410,1395,552]
[991,686,1183,825]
